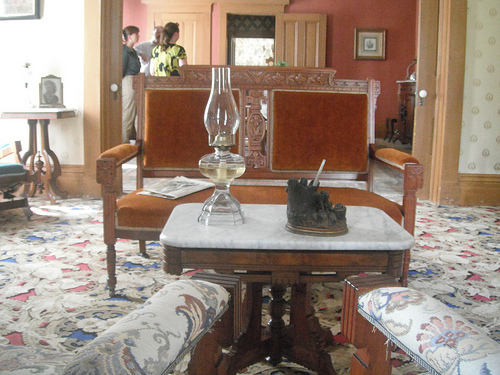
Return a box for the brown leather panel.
[143,89,240,169]
[116,185,402,229]
[99,144,139,162]
[272,91,369,172]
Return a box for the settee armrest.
[374,148,420,171]
[372,148,423,286]
[96,143,140,189]
[373,148,423,235]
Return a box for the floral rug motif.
[0,197,498,374]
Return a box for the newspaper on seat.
[139,176,214,200]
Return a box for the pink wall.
[122,0,418,132]
[285,0,418,131]
[123,0,148,44]
[212,4,220,64]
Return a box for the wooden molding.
[429,0,467,204]
[55,165,85,198]
[458,174,500,206]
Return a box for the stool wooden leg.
[341,275,400,375]
[139,240,148,257]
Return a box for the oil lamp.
[198,67,246,225]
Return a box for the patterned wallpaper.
[459,0,500,174]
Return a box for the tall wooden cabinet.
[396,80,416,144]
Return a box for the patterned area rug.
[0,197,498,374]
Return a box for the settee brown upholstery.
[97,66,423,296]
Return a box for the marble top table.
[161,203,414,374]
[161,203,414,252]
[160,203,414,375]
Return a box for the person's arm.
[122,46,128,75]
[149,59,156,76]
[178,46,188,67]
[133,43,149,64]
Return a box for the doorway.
[226,14,275,65]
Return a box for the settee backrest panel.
[142,89,240,171]
[134,66,379,183]
[271,91,369,173]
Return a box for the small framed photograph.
[39,75,65,108]
[0,0,40,21]
[354,29,386,60]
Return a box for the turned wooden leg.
[268,284,287,365]
[139,240,148,257]
[106,244,117,297]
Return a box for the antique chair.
[0,274,240,375]
[0,141,32,219]
[342,274,500,375]
[97,67,423,296]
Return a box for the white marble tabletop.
[160,203,415,251]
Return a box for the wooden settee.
[97,66,423,296]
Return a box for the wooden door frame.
[429,0,467,204]
[413,0,466,204]
[412,0,438,201]
[83,0,123,197]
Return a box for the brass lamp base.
[285,222,348,236]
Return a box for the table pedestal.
[219,281,336,375]
[1,109,75,203]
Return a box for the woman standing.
[122,26,141,143]
[150,22,188,76]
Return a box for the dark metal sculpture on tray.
[286,160,348,236]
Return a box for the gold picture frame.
[354,29,386,60]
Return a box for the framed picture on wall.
[0,0,40,21]
[354,29,386,60]
[39,75,65,108]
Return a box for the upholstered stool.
[0,142,32,219]
[342,275,500,375]
[0,278,231,374]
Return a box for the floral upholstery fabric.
[0,280,229,375]
[358,287,500,375]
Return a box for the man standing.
[134,25,163,76]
